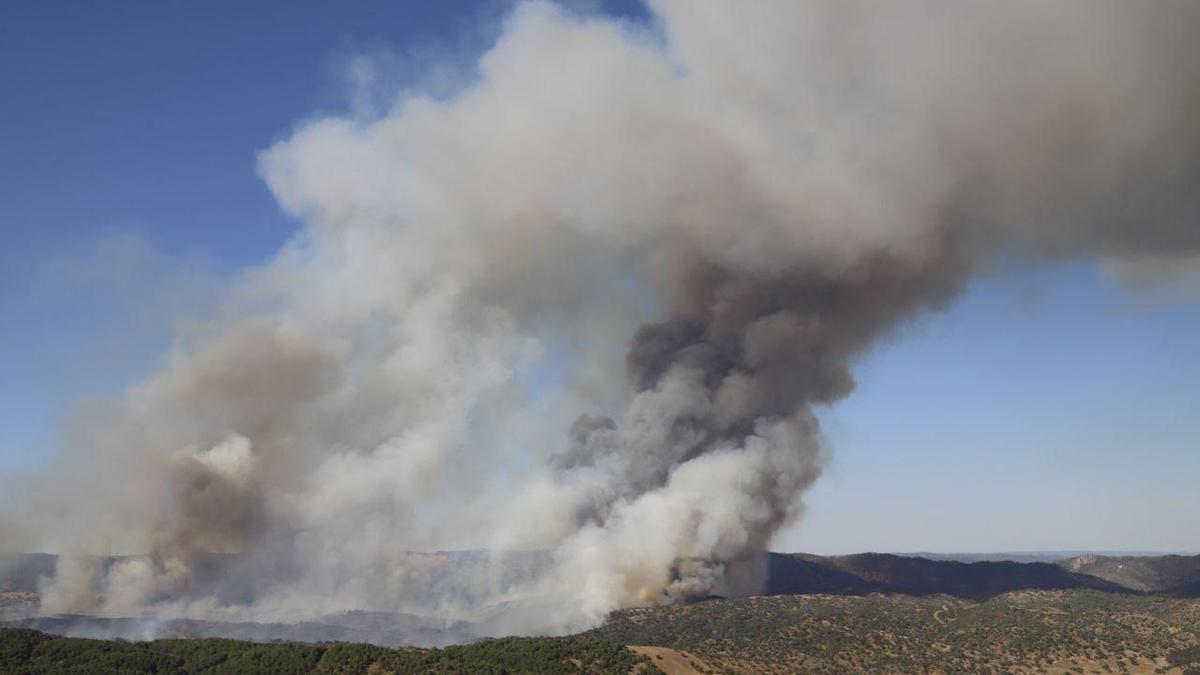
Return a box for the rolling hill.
[764,552,1130,599]
[1059,553,1200,595]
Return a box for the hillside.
[765,553,1130,599]
[0,553,56,594]
[0,629,659,674]
[587,589,1200,674]
[1060,554,1200,595]
[5,591,1200,674]
[900,552,1180,564]
[2,611,478,649]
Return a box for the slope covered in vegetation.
[0,628,660,674]
[588,590,1200,674]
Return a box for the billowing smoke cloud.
[4,0,1199,637]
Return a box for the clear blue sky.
[1,1,1196,554]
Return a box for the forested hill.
[0,628,660,675]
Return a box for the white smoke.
[5,0,1200,637]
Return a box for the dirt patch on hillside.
[630,646,718,674]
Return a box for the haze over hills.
[0,612,478,649]
[4,550,1200,649]
[7,550,1196,598]
[5,591,1200,674]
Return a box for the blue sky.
[1,1,1196,554]
[790,262,1200,553]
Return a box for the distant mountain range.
[892,550,1189,564]
[765,552,1126,600]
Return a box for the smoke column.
[4,0,1200,635]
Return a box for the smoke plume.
[4,0,1199,636]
